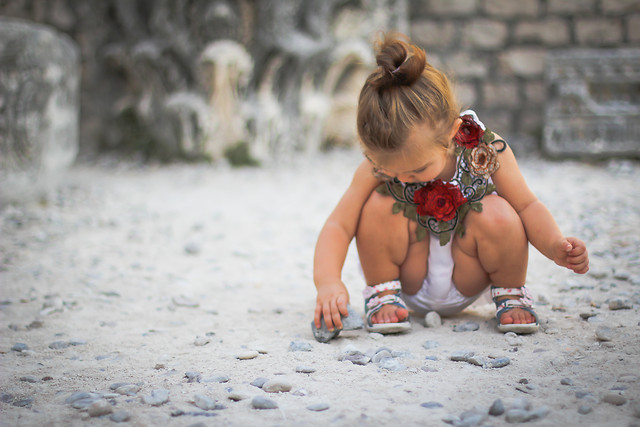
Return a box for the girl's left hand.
[554,237,589,274]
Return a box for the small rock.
[115,384,140,396]
[459,407,488,426]
[13,397,34,407]
[450,350,474,362]
[194,394,224,410]
[526,406,550,421]
[602,393,627,406]
[11,343,29,352]
[250,377,269,388]
[505,332,523,346]
[453,321,479,332]
[20,375,39,383]
[467,355,489,367]
[595,326,615,341]
[262,379,292,393]
[204,375,230,383]
[194,336,210,346]
[424,311,442,328]
[172,295,199,308]
[560,378,574,386]
[372,350,393,364]
[578,405,592,414]
[1,393,14,403]
[489,399,505,416]
[184,242,201,255]
[228,392,249,401]
[142,389,170,406]
[48,341,69,350]
[378,357,407,371]
[505,408,528,423]
[422,340,440,350]
[608,298,632,310]
[110,410,131,423]
[295,365,316,374]
[88,399,113,417]
[184,371,201,383]
[421,401,443,409]
[251,396,278,409]
[307,403,330,411]
[368,332,384,340]
[289,341,313,352]
[235,350,259,360]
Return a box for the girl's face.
[365,120,460,183]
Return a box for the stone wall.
[1,0,639,159]
[410,0,640,153]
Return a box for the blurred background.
[1,0,639,202]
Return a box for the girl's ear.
[448,118,462,141]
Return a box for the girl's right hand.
[314,282,350,332]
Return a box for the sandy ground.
[1,149,639,427]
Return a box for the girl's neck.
[436,152,457,182]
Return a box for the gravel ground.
[1,150,639,426]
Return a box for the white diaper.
[400,234,481,316]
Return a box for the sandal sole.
[497,323,539,334]
[365,322,411,334]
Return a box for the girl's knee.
[467,195,521,234]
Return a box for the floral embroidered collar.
[380,110,506,246]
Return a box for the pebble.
[110,410,131,423]
[608,298,632,310]
[235,350,259,360]
[421,401,443,409]
[250,377,269,388]
[172,295,199,308]
[204,375,230,383]
[505,408,528,423]
[459,407,488,426]
[372,350,393,363]
[48,340,69,350]
[251,396,278,409]
[289,341,313,352]
[602,393,627,406]
[595,326,615,341]
[560,378,574,386]
[450,350,475,362]
[13,397,34,407]
[228,392,249,401]
[88,399,113,417]
[307,403,330,411]
[194,394,224,410]
[295,365,316,374]
[378,357,407,371]
[194,336,210,346]
[1,393,14,403]
[115,384,140,396]
[262,379,292,393]
[504,332,523,346]
[142,389,170,406]
[184,242,201,255]
[424,311,442,327]
[20,375,39,383]
[452,321,479,332]
[422,340,440,350]
[11,343,29,352]
[185,371,202,383]
[489,399,505,416]
[578,405,592,414]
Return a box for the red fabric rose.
[454,114,484,149]
[413,180,468,222]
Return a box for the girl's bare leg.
[356,191,428,324]
[452,194,535,325]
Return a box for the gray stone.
[421,401,444,409]
[602,393,627,406]
[142,389,170,406]
[307,403,330,411]
[450,350,475,362]
[194,394,223,410]
[453,321,480,332]
[48,341,69,350]
[11,343,29,352]
[424,311,442,328]
[110,411,131,423]
[372,350,393,364]
[526,406,550,421]
[560,377,575,386]
[184,371,202,383]
[88,399,113,417]
[489,399,505,416]
[12,397,34,407]
[609,298,633,310]
[544,49,640,159]
[578,405,592,414]
[172,295,199,308]
[595,326,615,341]
[422,340,440,350]
[505,408,529,423]
[235,350,259,360]
[0,393,14,403]
[262,379,292,393]
[115,384,140,396]
[378,357,407,371]
[251,396,278,409]
[487,357,511,369]
[310,304,363,343]
[0,18,80,205]
[505,332,524,346]
[228,392,249,401]
[250,377,269,388]
[295,365,316,374]
[289,341,313,352]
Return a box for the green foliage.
[224,141,260,167]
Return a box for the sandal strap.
[365,293,408,325]
[492,286,539,325]
[363,280,401,300]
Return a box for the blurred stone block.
[0,18,80,206]
[543,49,640,159]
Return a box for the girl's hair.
[357,33,458,154]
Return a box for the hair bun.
[370,33,426,89]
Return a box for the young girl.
[313,33,589,336]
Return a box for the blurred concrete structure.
[0,18,80,206]
[1,0,639,161]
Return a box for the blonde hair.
[357,33,459,155]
